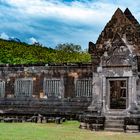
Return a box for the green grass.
[0,121,140,140]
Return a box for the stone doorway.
[108,78,128,110]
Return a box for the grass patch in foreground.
[0,121,140,140]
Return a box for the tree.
[0,40,91,64]
[55,43,81,53]
[55,43,91,63]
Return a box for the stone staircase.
[104,112,125,132]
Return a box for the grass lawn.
[0,121,140,140]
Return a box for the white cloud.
[0,32,9,40]
[3,0,140,27]
[3,0,119,25]
[29,37,38,44]
[1,0,140,49]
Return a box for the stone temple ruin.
[0,8,140,132]
[80,8,140,132]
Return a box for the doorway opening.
[108,78,128,109]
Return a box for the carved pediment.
[103,47,131,66]
[102,32,137,66]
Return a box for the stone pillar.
[133,76,137,103]
[102,76,106,113]
[60,76,64,98]
[131,76,137,105]
[88,72,102,112]
[128,76,132,108]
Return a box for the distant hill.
[0,39,91,64]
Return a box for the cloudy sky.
[0,0,140,49]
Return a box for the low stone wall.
[0,97,92,117]
[0,63,93,117]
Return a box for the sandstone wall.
[0,63,92,116]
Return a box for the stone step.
[105,123,124,128]
[105,116,124,120]
[125,130,139,133]
[105,114,125,118]
[104,111,126,115]
[126,125,139,130]
[105,112,125,115]
[124,125,140,133]
[105,114,125,117]
[105,115,125,132]
[104,127,124,132]
[105,113,125,115]
[105,120,124,124]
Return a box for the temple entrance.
[108,78,128,109]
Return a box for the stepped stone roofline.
[124,8,139,25]
[89,8,140,55]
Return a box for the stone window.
[75,78,92,97]
[15,78,33,97]
[0,80,5,97]
[43,78,62,97]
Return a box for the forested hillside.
[0,39,91,64]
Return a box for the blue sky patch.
[0,0,139,49]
